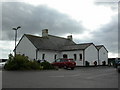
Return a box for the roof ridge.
[24,34,42,38]
[77,43,93,45]
[25,34,69,40]
[48,34,76,44]
[63,43,93,47]
[96,45,104,47]
[48,34,68,40]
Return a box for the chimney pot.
[42,29,48,37]
[67,35,72,41]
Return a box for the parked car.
[114,58,120,68]
[117,60,120,72]
[51,58,76,70]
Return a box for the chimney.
[42,29,48,37]
[67,35,73,41]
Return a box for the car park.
[51,58,76,70]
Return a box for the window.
[79,54,82,61]
[63,54,68,58]
[54,54,57,60]
[42,54,45,60]
[60,59,65,62]
[74,54,77,60]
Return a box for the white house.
[96,45,108,65]
[15,29,108,66]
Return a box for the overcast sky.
[0,0,119,59]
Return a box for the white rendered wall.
[99,47,108,65]
[37,50,60,63]
[16,36,36,60]
[38,50,84,66]
[61,50,84,66]
[85,45,98,66]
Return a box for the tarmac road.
[1,66,119,88]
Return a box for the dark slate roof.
[96,45,108,52]
[96,45,103,50]
[25,34,76,51]
[60,43,93,51]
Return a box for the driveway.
[2,66,119,88]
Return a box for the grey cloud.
[2,2,85,40]
[2,2,118,57]
[85,15,118,54]
[94,2,118,11]
[91,2,118,53]
[74,15,118,54]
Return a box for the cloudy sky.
[0,0,119,59]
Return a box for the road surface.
[1,66,119,88]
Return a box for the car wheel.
[117,66,120,72]
[54,66,59,70]
[64,66,67,69]
[71,67,74,70]
[118,69,120,73]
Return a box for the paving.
[1,66,119,88]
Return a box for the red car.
[51,58,76,70]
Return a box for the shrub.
[27,61,43,70]
[40,61,55,70]
[85,61,90,67]
[4,54,42,70]
[94,61,97,67]
[102,61,106,66]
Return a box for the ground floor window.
[54,54,57,60]
[79,54,82,61]
[74,54,77,60]
[42,54,45,60]
[63,54,68,58]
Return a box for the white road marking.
[49,74,80,78]
[86,72,115,79]
[49,75,65,77]
[49,72,116,79]
[68,74,80,77]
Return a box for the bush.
[85,61,89,67]
[102,61,106,66]
[4,54,42,70]
[94,61,97,67]
[27,61,43,70]
[40,61,55,70]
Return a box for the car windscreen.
[55,59,61,62]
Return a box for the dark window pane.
[42,54,45,60]
[74,54,77,60]
[80,54,82,60]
